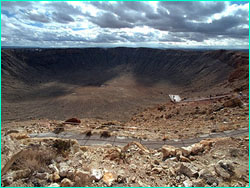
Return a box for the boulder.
[74,170,91,186]
[199,169,218,186]
[214,160,234,180]
[176,163,199,178]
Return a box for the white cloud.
[1,1,249,48]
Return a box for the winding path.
[30,127,249,149]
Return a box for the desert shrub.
[11,148,56,173]
[52,139,71,154]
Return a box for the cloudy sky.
[1,1,249,49]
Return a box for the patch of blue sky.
[27,22,43,28]
[72,28,85,31]
[230,1,249,5]
[2,10,15,18]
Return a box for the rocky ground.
[1,92,249,187]
[1,131,249,187]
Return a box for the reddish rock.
[65,118,81,124]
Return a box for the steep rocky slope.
[1,48,248,122]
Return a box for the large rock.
[214,160,234,180]
[175,163,199,178]
[199,169,218,186]
[162,145,177,160]
[74,170,91,186]
[59,162,69,177]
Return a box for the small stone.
[102,172,115,186]
[154,160,160,165]
[52,172,61,182]
[48,183,60,187]
[180,155,191,162]
[176,176,180,181]
[35,172,49,180]
[183,179,193,187]
[61,178,74,187]
[80,146,88,152]
[152,167,163,174]
[59,162,69,177]
[91,169,103,181]
[2,175,14,186]
[192,179,205,187]
[49,164,59,173]
[131,176,136,183]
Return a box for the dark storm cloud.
[26,12,50,23]
[47,2,83,24]
[159,1,226,21]
[1,1,32,8]
[89,1,151,28]
[48,2,83,16]
[87,12,134,28]
[88,1,248,40]
[52,12,74,23]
